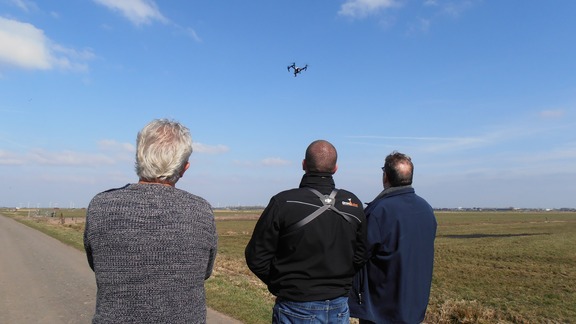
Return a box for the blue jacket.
[349,186,437,323]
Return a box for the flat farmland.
[211,210,576,323]
[3,209,575,323]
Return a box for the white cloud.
[232,160,255,167]
[339,0,400,18]
[232,158,292,167]
[170,25,203,43]
[0,140,227,167]
[27,149,116,166]
[97,139,135,152]
[437,0,476,18]
[192,142,229,154]
[93,0,167,26]
[540,109,565,119]
[409,18,431,33]
[0,17,94,71]
[261,157,291,166]
[349,109,576,155]
[0,17,51,70]
[184,27,202,43]
[348,134,490,153]
[0,149,24,165]
[8,0,37,12]
[0,139,136,167]
[338,0,478,29]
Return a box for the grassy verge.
[2,209,575,323]
[5,211,85,250]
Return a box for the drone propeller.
[286,62,308,76]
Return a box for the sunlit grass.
[429,212,576,323]
[3,209,575,323]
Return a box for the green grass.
[3,209,575,323]
[4,210,86,250]
[429,212,576,323]
[209,219,274,323]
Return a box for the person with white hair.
[84,118,217,324]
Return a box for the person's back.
[363,188,435,323]
[85,184,215,323]
[245,140,366,323]
[84,119,217,324]
[349,151,437,324]
[250,184,364,301]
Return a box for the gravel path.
[0,214,241,324]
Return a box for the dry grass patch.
[4,209,575,323]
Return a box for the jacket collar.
[299,172,335,193]
[368,185,414,205]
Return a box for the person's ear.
[181,162,190,177]
[302,159,307,171]
[333,164,338,173]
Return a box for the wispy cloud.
[540,109,565,119]
[98,139,135,152]
[232,157,292,167]
[0,17,94,71]
[0,139,135,166]
[339,0,400,18]
[339,0,479,30]
[348,118,569,154]
[192,142,229,154]
[0,140,228,166]
[432,0,477,18]
[8,0,38,12]
[92,0,167,26]
[92,0,202,42]
[0,149,23,165]
[261,157,291,166]
[348,134,489,152]
[182,27,202,43]
[27,149,116,166]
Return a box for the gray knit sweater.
[84,183,217,324]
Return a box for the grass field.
[2,208,575,323]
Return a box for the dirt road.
[0,214,240,324]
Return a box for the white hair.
[135,119,193,184]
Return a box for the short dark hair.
[384,151,414,187]
[305,140,337,173]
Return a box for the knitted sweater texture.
[84,183,217,324]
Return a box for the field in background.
[2,209,575,323]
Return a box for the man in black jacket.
[245,140,367,323]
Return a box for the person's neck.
[138,179,174,187]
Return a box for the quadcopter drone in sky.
[287,62,308,77]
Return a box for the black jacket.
[245,172,367,302]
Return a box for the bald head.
[384,151,413,187]
[303,140,338,174]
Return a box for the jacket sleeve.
[367,204,399,266]
[83,208,95,271]
[84,236,94,271]
[353,215,368,271]
[353,199,368,271]
[205,217,218,280]
[244,197,280,285]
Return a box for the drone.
[287,62,308,77]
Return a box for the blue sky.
[1,0,575,209]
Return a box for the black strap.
[284,188,356,235]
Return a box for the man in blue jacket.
[349,151,437,324]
